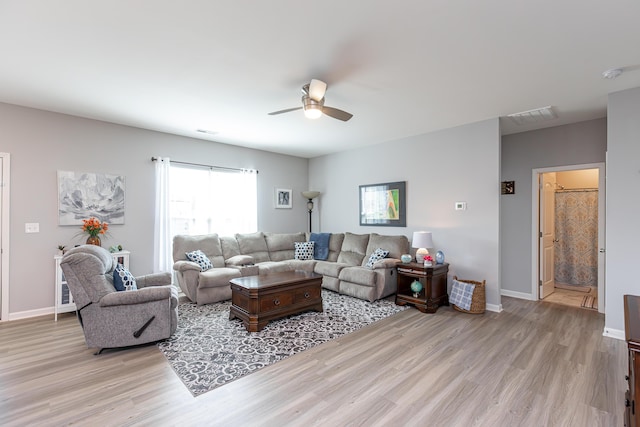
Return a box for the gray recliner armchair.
[60,245,178,353]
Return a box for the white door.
[539,172,556,299]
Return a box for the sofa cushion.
[339,266,377,287]
[255,261,293,274]
[198,267,242,289]
[113,263,137,291]
[235,232,270,263]
[172,234,225,268]
[186,249,213,271]
[364,233,409,261]
[294,241,315,260]
[327,233,345,262]
[282,259,316,273]
[265,232,306,261]
[225,254,254,266]
[314,260,349,277]
[337,232,370,266]
[220,236,241,259]
[365,248,389,269]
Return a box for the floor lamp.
[301,191,320,233]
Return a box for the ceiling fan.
[268,79,353,121]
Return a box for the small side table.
[396,262,449,313]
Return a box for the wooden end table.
[396,262,449,313]
[229,270,323,332]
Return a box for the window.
[169,165,257,239]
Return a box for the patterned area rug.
[157,290,408,396]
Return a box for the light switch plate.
[455,202,466,211]
[25,222,40,233]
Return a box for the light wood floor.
[0,296,627,427]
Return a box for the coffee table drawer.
[294,286,321,304]
[260,292,294,311]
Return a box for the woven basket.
[452,276,486,314]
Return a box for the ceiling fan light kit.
[303,96,324,119]
[269,79,353,122]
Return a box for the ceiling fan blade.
[308,79,327,101]
[268,107,303,115]
[322,106,353,122]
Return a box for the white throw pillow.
[294,241,315,260]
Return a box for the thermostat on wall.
[455,202,466,211]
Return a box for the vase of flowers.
[82,217,108,246]
[423,254,434,267]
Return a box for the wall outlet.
[455,202,467,211]
[25,222,40,233]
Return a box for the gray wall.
[0,102,309,317]
[310,119,502,308]
[605,87,640,333]
[500,119,607,296]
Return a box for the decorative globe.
[436,250,445,264]
[401,254,412,263]
[410,280,423,294]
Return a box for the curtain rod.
[151,157,258,173]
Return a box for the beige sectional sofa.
[172,231,410,305]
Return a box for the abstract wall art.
[58,170,125,225]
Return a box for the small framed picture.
[501,181,515,195]
[275,188,292,209]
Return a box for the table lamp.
[412,231,434,263]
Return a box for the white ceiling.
[1,1,639,158]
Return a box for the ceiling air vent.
[506,106,557,126]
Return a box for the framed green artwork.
[359,181,406,227]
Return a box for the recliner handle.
[133,316,156,338]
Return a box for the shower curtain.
[554,190,598,286]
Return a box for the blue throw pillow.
[113,263,137,291]
[186,249,213,271]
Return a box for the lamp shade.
[301,191,320,199]
[412,231,433,249]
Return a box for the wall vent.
[506,106,557,125]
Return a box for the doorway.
[531,163,605,313]
[0,153,9,321]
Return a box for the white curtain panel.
[239,169,258,233]
[153,157,172,273]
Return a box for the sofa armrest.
[372,258,401,269]
[135,272,172,288]
[99,286,175,307]
[173,260,201,272]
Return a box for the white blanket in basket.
[450,279,475,311]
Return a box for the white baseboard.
[501,289,536,301]
[603,327,625,341]
[8,306,53,321]
[486,303,502,313]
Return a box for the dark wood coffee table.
[229,270,323,332]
